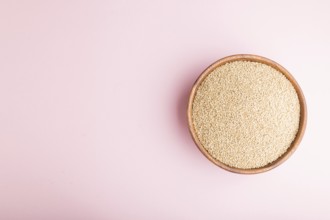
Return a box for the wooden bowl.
[187,54,307,174]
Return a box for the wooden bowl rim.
[187,54,307,174]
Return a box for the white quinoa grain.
[192,61,300,169]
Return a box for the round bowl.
[187,54,307,174]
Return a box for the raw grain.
[191,61,300,169]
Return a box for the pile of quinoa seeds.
[192,61,300,169]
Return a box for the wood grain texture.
[187,54,307,174]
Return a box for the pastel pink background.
[0,0,329,219]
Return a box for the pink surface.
[0,0,329,219]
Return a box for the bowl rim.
[187,54,307,174]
